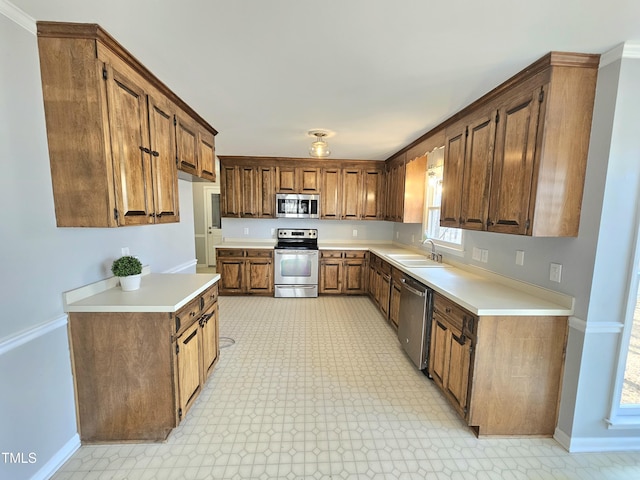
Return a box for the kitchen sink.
[386,253,445,268]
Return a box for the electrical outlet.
[271,228,275,236]
[121,247,129,256]
[550,263,563,283]
[411,235,415,243]
[480,249,489,263]
[243,227,249,235]
[352,229,358,238]
[396,231,399,239]
[472,247,481,261]
[516,250,525,266]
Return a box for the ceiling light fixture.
[308,130,331,158]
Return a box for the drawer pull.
[183,329,198,344]
[452,332,466,346]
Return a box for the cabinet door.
[299,167,320,193]
[389,282,402,327]
[321,168,341,219]
[245,258,273,294]
[489,87,542,235]
[368,262,378,301]
[218,258,244,293]
[319,260,342,294]
[363,168,384,220]
[199,302,219,382]
[429,319,449,389]
[343,260,367,294]
[258,166,275,217]
[148,94,179,223]
[342,169,363,219]
[461,111,496,230]
[239,166,258,218]
[176,321,201,417]
[198,129,216,182]
[446,330,472,417]
[176,114,199,176]
[106,64,153,226]
[220,165,240,217]
[441,124,466,228]
[379,272,391,317]
[275,167,296,193]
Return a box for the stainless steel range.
[274,228,319,298]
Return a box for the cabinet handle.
[190,311,196,317]
[151,150,159,157]
[452,332,466,346]
[445,307,452,313]
[139,146,151,154]
[149,213,156,218]
[183,329,198,344]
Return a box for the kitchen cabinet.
[389,268,405,328]
[217,248,274,295]
[67,280,220,442]
[321,168,342,220]
[341,166,385,220]
[362,167,385,220]
[197,129,216,182]
[428,292,568,436]
[438,52,599,237]
[367,253,392,317]
[276,166,320,193]
[319,250,367,294]
[36,22,217,227]
[219,162,274,218]
[385,153,426,223]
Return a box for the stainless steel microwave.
[275,194,320,219]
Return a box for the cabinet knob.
[151,150,159,157]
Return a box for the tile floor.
[53,296,640,480]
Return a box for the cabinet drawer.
[175,296,201,334]
[245,249,273,258]
[379,259,392,275]
[201,283,218,311]
[433,294,476,336]
[321,250,343,259]
[217,248,244,258]
[344,250,366,259]
[391,267,404,284]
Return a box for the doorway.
[202,185,222,268]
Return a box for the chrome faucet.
[422,238,442,262]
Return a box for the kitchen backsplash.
[221,218,394,242]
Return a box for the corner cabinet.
[439,52,599,237]
[36,22,217,227]
[428,292,568,436]
[67,280,220,443]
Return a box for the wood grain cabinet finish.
[219,157,385,220]
[367,253,393,319]
[428,292,568,436]
[437,52,599,237]
[319,250,367,295]
[216,248,273,295]
[68,282,220,443]
[36,22,217,227]
[385,153,425,223]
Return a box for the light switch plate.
[353,229,358,237]
[516,250,525,266]
[480,249,489,263]
[121,247,129,256]
[243,227,249,235]
[472,247,482,261]
[550,263,562,282]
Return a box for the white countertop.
[64,273,220,313]
[216,240,574,317]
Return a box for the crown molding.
[0,0,36,34]
[600,41,640,67]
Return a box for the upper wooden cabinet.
[385,153,426,223]
[36,22,217,227]
[219,157,385,220]
[276,166,320,193]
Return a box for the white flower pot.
[119,274,142,291]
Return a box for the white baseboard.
[554,427,640,452]
[31,433,80,480]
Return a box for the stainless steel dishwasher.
[397,276,433,372]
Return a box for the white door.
[203,185,223,267]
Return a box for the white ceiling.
[12,0,640,160]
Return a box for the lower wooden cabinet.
[319,250,367,294]
[429,292,568,436]
[367,253,392,319]
[67,282,220,443]
[389,268,404,328]
[217,248,273,295]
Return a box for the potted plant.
[111,255,143,291]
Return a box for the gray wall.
[394,51,640,449]
[0,14,198,479]
[222,217,394,243]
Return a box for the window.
[423,147,463,250]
